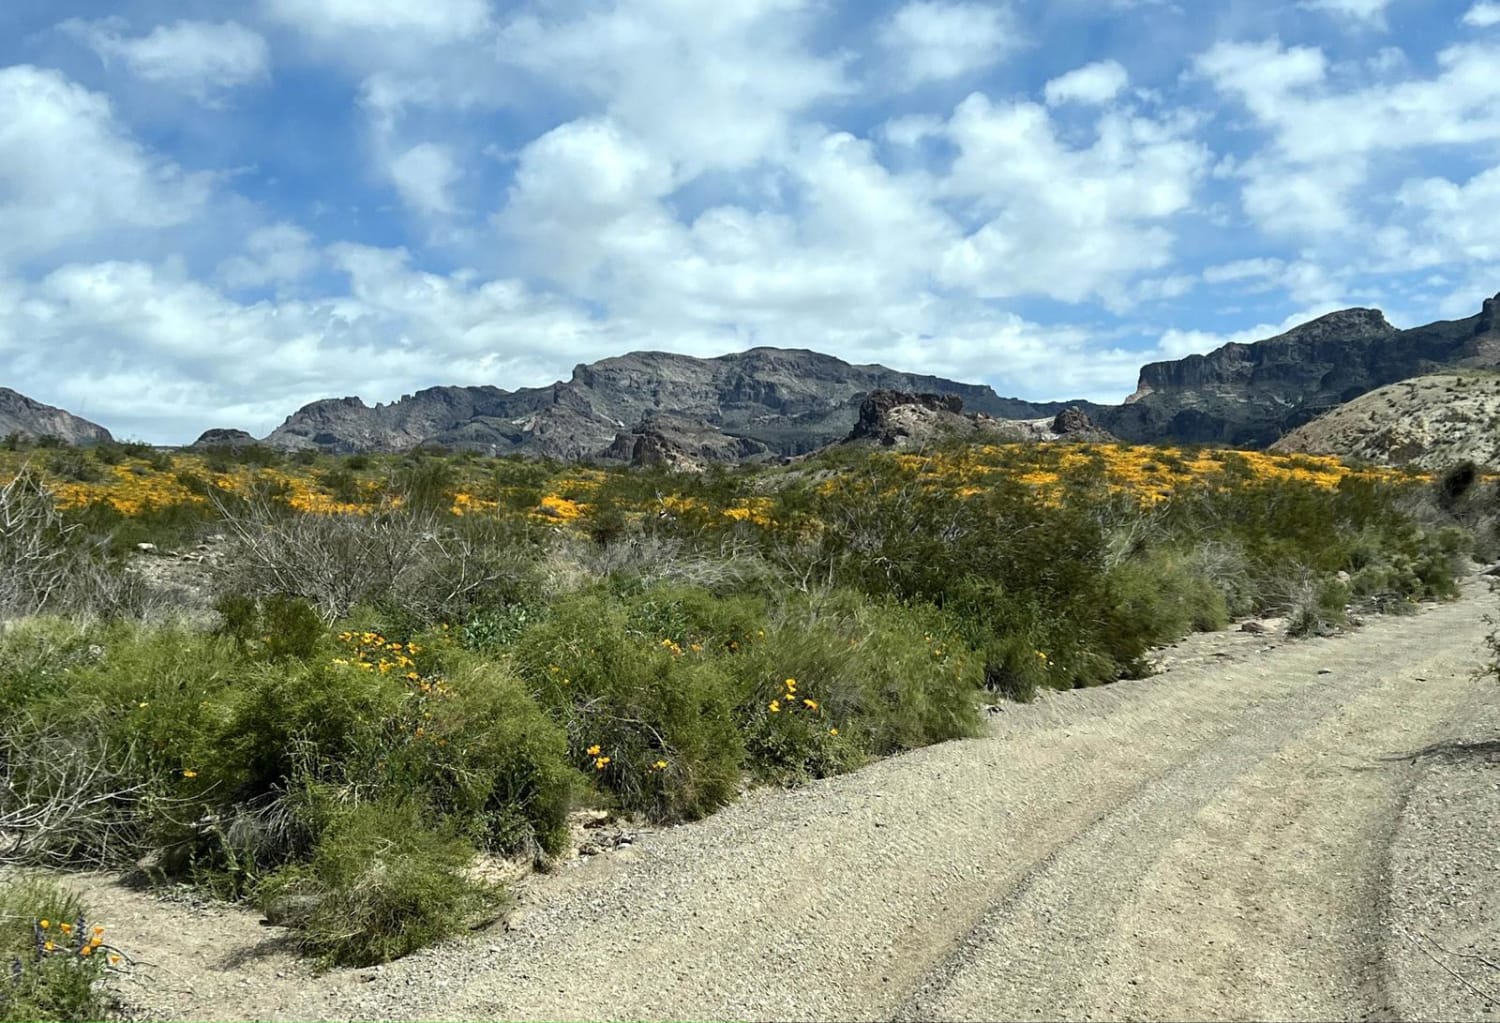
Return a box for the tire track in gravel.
[384,583,1493,1023]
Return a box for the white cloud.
[1044,60,1129,105]
[878,2,1019,85]
[218,223,322,290]
[1198,37,1500,247]
[261,0,492,43]
[1,255,607,441]
[1463,2,1500,27]
[63,19,269,102]
[936,95,1209,303]
[1201,258,1285,285]
[1300,0,1394,28]
[497,1,849,175]
[388,143,462,216]
[0,65,211,267]
[1396,165,1500,262]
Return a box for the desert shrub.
[0,878,120,1023]
[1436,460,1479,511]
[258,800,500,967]
[728,591,982,779]
[316,468,363,505]
[214,593,325,662]
[214,495,530,623]
[394,457,457,515]
[0,471,79,616]
[1098,551,1229,676]
[43,449,103,484]
[510,589,747,821]
[1284,574,1351,638]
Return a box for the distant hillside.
[0,387,112,445]
[1271,372,1500,471]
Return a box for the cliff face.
[0,388,112,445]
[1103,296,1500,446]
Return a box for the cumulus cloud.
[1463,2,1500,27]
[62,19,269,102]
[217,223,322,290]
[937,95,1209,303]
[0,65,211,267]
[1044,60,1129,105]
[878,1,1020,85]
[497,1,849,175]
[1198,36,1500,249]
[388,143,463,216]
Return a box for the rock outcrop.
[0,388,112,445]
[190,428,258,449]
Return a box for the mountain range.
[5,291,1497,464]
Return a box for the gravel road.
[89,579,1499,1022]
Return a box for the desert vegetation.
[0,433,1488,994]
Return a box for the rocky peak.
[0,387,112,445]
[1478,292,1498,336]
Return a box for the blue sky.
[1,0,1498,442]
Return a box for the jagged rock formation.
[1102,294,1500,446]
[843,392,1115,451]
[1271,372,1500,471]
[263,349,1086,460]
[0,387,111,445]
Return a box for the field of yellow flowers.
[0,441,1426,527]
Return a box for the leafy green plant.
[0,878,125,1023]
[258,800,501,967]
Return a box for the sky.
[1,0,1498,443]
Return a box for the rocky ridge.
[1106,296,1500,446]
[0,387,112,445]
[8,290,1498,464]
[263,348,1086,462]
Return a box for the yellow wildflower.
[769,700,781,713]
[594,756,611,770]
[829,728,839,736]
[587,744,602,756]
[183,769,197,779]
[802,699,818,710]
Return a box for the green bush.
[729,591,983,779]
[511,589,747,821]
[258,800,500,967]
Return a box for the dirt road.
[96,580,1500,1021]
